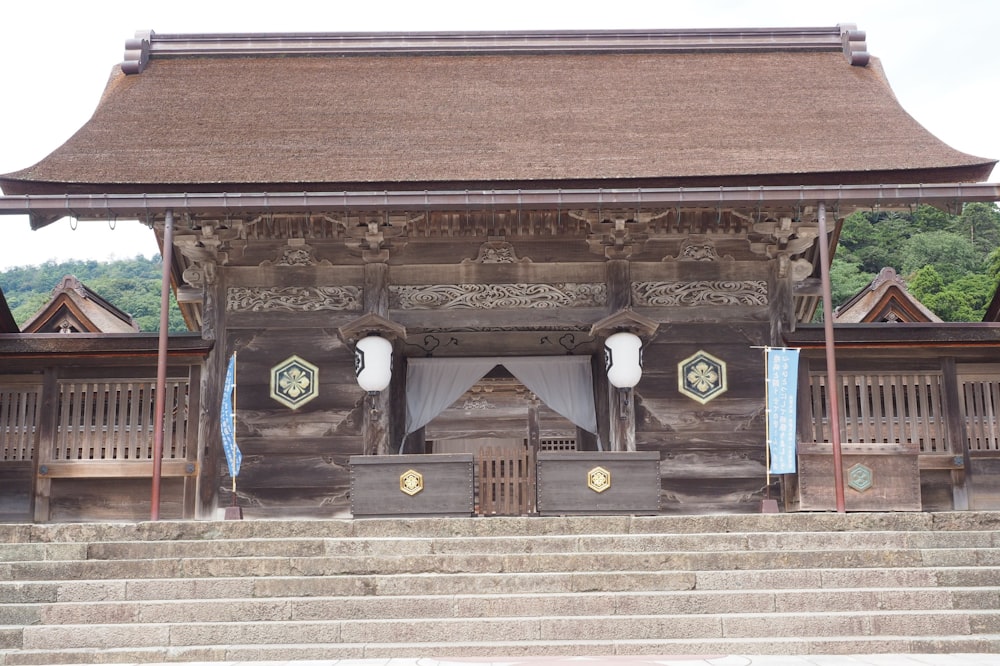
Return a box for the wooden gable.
[20,275,139,334]
[0,286,17,334]
[834,267,942,323]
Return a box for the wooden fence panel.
[0,382,41,462]
[959,373,1000,453]
[477,446,536,516]
[53,379,190,462]
[807,371,947,452]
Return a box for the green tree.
[1,256,188,332]
[952,202,1000,259]
[901,231,982,283]
[909,267,993,322]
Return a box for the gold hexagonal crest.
[399,469,424,496]
[587,466,612,493]
[270,355,320,410]
[678,350,728,405]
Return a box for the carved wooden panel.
[632,281,768,306]
[390,283,607,309]
[227,286,362,312]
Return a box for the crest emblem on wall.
[678,350,727,404]
[270,355,320,410]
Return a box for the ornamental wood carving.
[390,283,607,309]
[259,244,332,267]
[632,281,768,306]
[227,286,362,312]
[462,240,531,264]
[664,236,734,262]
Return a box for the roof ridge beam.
[121,26,858,73]
[2,183,998,228]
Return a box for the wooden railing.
[477,446,537,516]
[0,381,40,462]
[959,369,1000,453]
[806,371,949,453]
[1,375,197,479]
[52,378,190,462]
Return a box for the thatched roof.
[20,275,139,334]
[1,27,994,195]
[834,267,942,323]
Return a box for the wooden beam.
[39,460,196,479]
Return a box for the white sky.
[0,0,997,270]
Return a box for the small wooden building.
[1,26,999,519]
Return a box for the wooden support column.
[32,368,57,523]
[605,260,635,452]
[195,265,225,518]
[363,262,391,456]
[183,364,202,519]
[527,398,541,451]
[941,357,971,510]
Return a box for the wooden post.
[362,262,391,456]
[151,209,175,520]
[605,259,636,452]
[527,398,540,451]
[196,264,225,518]
[183,364,201,519]
[817,202,846,512]
[32,368,57,523]
[941,357,971,510]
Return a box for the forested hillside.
[829,202,1000,322]
[0,256,187,332]
[1,203,998,332]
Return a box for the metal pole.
[816,202,846,512]
[151,209,174,520]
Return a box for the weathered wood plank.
[39,460,194,479]
[0,462,32,519]
[49,478,185,522]
[798,453,921,511]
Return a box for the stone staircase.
[0,512,999,664]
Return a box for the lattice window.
[0,383,41,461]
[808,371,947,452]
[53,379,190,461]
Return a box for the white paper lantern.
[354,335,393,392]
[604,331,643,388]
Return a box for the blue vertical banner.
[766,348,800,474]
[220,353,242,479]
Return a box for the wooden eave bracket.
[589,309,660,340]
[338,313,407,346]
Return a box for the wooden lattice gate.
[477,446,536,516]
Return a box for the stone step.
[1,513,998,664]
[15,529,985,561]
[8,634,1000,666]
[10,610,1000,651]
[4,566,1000,604]
[3,512,999,545]
[3,587,998,626]
[4,547,999,581]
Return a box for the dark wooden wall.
[223,327,364,518]
[211,213,789,517]
[634,322,770,514]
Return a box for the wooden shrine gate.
[476,446,537,516]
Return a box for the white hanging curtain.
[403,356,599,449]
[404,357,500,437]
[501,356,599,436]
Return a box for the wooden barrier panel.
[350,454,475,518]
[477,446,536,516]
[0,381,40,462]
[536,451,660,515]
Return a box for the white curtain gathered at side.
[402,356,599,451]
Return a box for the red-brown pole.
[817,202,846,512]
[151,209,174,520]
